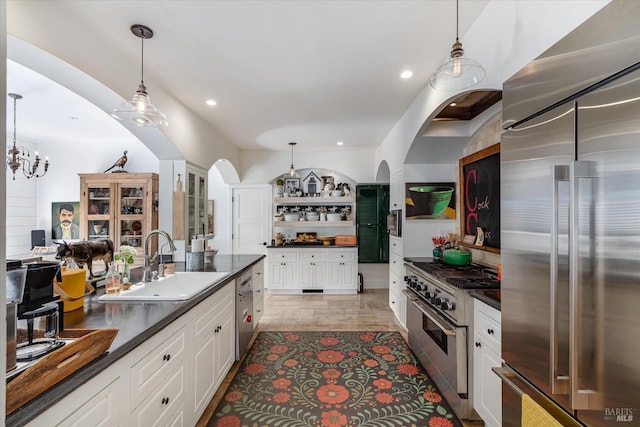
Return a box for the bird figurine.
[104,150,128,173]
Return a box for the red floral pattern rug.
[211,331,462,427]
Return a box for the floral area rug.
[211,331,462,427]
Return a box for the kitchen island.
[8,254,265,427]
[267,245,358,294]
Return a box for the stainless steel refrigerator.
[499,1,640,425]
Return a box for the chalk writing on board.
[459,144,501,253]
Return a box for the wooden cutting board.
[173,174,185,240]
[6,328,118,414]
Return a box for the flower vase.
[432,247,443,259]
[121,263,130,284]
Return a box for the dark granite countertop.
[7,254,265,426]
[470,289,501,311]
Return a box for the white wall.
[2,0,10,405]
[241,148,375,184]
[208,164,232,254]
[375,0,609,175]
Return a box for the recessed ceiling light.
[400,70,413,79]
[206,99,217,106]
[449,102,458,107]
[337,141,344,146]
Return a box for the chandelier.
[6,93,50,180]
[110,24,169,127]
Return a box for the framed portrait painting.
[51,201,81,241]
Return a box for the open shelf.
[274,220,353,227]
[274,195,354,204]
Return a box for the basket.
[54,268,94,312]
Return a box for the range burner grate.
[410,261,500,289]
[444,278,500,289]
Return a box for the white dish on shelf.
[326,213,342,221]
[284,213,299,221]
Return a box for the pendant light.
[111,24,169,127]
[430,0,485,91]
[6,93,50,180]
[287,142,300,178]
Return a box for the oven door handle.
[403,289,457,336]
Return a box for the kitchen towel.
[522,393,563,427]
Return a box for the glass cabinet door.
[86,186,111,241]
[119,184,144,251]
[186,170,208,244]
[198,175,206,236]
[188,172,196,241]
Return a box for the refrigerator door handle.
[551,165,569,394]
[569,160,604,410]
[495,365,584,427]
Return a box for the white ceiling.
[6,0,490,153]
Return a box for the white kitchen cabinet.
[473,299,502,427]
[185,164,208,247]
[326,250,357,289]
[192,283,235,419]
[298,250,326,288]
[268,249,297,289]
[390,169,404,209]
[267,247,357,293]
[252,260,265,325]
[388,235,405,327]
[56,379,122,427]
[131,367,186,426]
[130,326,186,409]
[24,272,249,427]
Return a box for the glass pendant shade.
[111,82,169,127]
[110,24,168,127]
[429,0,485,91]
[286,142,300,178]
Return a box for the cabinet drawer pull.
[162,354,171,361]
[161,397,170,405]
[487,329,494,335]
[475,342,481,348]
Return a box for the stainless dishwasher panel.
[235,270,254,359]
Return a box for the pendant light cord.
[140,28,145,85]
[456,0,459,40]
[12,96,17,148]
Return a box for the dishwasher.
[235,269,254,359]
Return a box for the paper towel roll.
[192,239,205,253]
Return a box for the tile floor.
[198,289,481,426]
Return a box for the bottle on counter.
[105,261,121,295]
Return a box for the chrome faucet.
[142,229,177,283]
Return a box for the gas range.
[404,259,499,325]
[402,258,500,421]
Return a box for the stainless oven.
[404,289,469,418]
[387,209,402,237]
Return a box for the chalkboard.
[459,144,500,252]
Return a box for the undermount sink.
[98,271,230,302]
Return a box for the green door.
[356,184,389,263]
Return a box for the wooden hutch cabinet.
[79,173,159,266]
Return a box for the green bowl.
[443,249,471,266]
[408,186,454,217]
